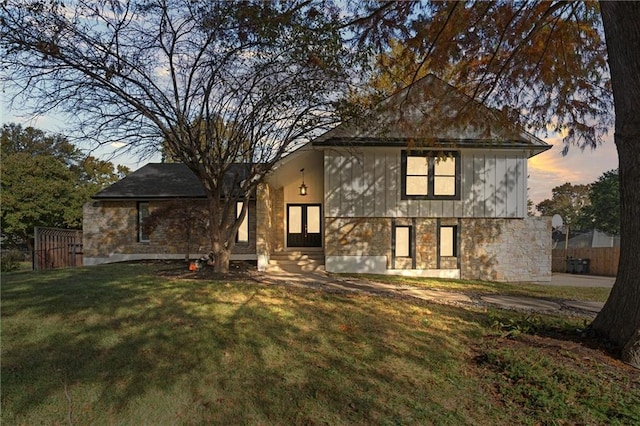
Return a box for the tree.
[348,1,639,366]
[142,200,210,262]
[1,0,360,272]
[579,170,620,234]
[0,124,127,251]
[590,2,640,368]
[535,183,591,230]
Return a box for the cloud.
[528,134,618,205]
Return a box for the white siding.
[324,148,528,219]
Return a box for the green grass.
[350,274,612,302]
[2,263,637,425]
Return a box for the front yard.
[2,262,638,424]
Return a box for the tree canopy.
[1,0,363,271]
[0,123,127,250]
[348,1,611,153]
[536,183,591,230]
[580,169,620,235]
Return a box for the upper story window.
[401,151,460,200]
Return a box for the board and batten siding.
[324,148,528,219]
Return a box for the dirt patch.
[150,260,259,281]
[484,333,638,376]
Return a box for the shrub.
[1,250,25,272]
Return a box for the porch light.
[299,168,308,196]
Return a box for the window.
[138,202,150,242]
[405,155,429,196]
[394,225,412,258]
[236,202,249,243]
[401,151,460,199]
[439,225,457,257]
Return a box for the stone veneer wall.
[324,216,550,282]
[272,187,285,252]
[256,183,284,270]
[83,199,256,264]
[460,216,551,283]
[325,217,391,266]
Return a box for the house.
[84,75,552,282]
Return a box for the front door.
[287,204,322,247]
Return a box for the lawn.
[352,274,612,302]
[2,263,638,425]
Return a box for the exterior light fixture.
[299,168,308,196]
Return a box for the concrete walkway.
[257,265,611,317]
[549,273,615,288]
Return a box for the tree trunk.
[591,1,640,368]
[208,198,232,273]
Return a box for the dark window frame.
[401,150,461,200]
[235,201,250,244]
[137,201,150,243]
[393,225,412,258]
[439,225,458,258]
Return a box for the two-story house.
[84,75,552,282]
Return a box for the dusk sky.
[2,104,619,210]
[528,132,618,206]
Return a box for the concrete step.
[265,262,326,273]
[267,251,325,272]
[269,251,325,263]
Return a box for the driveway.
[549,273,615,288]
[259,264,612,316]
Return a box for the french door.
[287,204,322,247]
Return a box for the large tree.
[590,2,640,368]
[0,123,127,251]
[579,169,620,235]
[536,183,591,230]
[1,0,359,272]
[348,1,639,367]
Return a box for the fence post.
[33,226,40,271]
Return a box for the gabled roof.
[312,74,550,157]
[92,163,253,199]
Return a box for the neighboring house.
[553,229,620,249]
[84,74,552,282]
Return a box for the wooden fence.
[33,227,83,270]
[552,247,619,277]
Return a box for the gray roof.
[92,163,254,199]
[312,74,550,157]
[93,163,206,199]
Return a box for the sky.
[528,132,618,206]
[1,101,619,208]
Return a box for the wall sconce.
[299,168,308,196]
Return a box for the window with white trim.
[401,151,460,199]
[236,201,249,243]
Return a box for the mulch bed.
[151,260,259,281]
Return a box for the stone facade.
[256,183,284,270]
[323,216,550,282]
[83,199,256,265]
[461,216,551,283]
[325,217,391,262]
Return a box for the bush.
[1,250,25,272]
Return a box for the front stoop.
[267,250,325,272]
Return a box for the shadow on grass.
[2,263,491,424]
